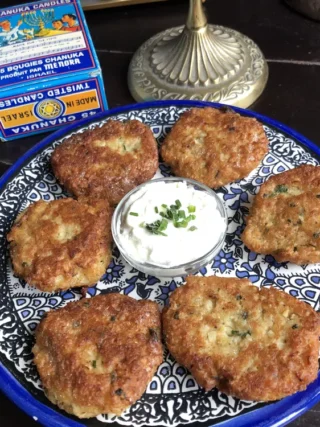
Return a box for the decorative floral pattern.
[101,259,125,283]
[212,250,237,273]
[0,105,319,427]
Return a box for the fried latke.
[242,165,320,264]
[33,293,163,418]
[51,120,159,205]
[160,107,268,188]
[162,276,320,401]
[7,197,112,292]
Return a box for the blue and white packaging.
[0,0,108,141]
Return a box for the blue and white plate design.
[0,101,319,427]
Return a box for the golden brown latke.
[162,276,320,401]
[33,293,163,418]
[7,197,112,293]
[161,107,268,188]
[51,120,159,205]
[242,165,320,264]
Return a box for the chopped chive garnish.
[130,212,139,216]
[174,220,188,228]
[145,219,168,236]
[143,201,197,236]
[158,219,168,231]
[188,205,196,213]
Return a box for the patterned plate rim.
[0,100,319,427]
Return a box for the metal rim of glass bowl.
[111,177,228,277]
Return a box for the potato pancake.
[161,107,268,188]
[162,276,320,401]
[242,165,320,264]
[33,293,163,418]
[7,197,112,292]
[51,120,159,205]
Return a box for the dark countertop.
[0,0,319,426]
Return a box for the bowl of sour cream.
[112,177,228,277]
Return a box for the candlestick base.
[128,24,268,108]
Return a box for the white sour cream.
[117,181,226,268]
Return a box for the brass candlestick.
[128,0,268,107]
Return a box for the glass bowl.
[111,177,228,277]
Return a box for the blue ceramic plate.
[0,100,319,427]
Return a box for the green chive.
[145,201,197,235]
[174,220,189,228]
[92,360,97,368]
[158,219,168,231]
[145,218,168,236]
[274,184,288,194]
[231,330,251,338]
[130,212,139,216]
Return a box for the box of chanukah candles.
[0,0,108,141]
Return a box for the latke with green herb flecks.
[162,276,320,401]
[7,197,112,293]
[242,165,320,264]
[51,120,159,206]
[33,293,163,418]
[160,107,269,188]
